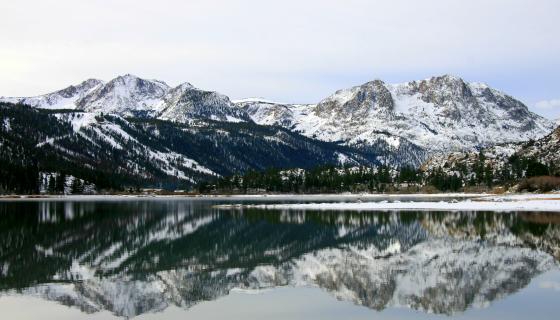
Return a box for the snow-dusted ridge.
[46,112,219,181]
[236,75,554,164]
[1,74,249,123]
[232,97,286,104]
[0,79,104,110]
[1,74,555,167]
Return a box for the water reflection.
[0,200,559,317]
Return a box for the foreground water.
[0,197,559,319]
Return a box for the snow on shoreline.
[1,193,560,212]
[214,193,560,212]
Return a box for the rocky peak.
[158,86,250,123]
[105,74,169,94]
[241,75,553,164]
[55,79,104,99]
[414,75,476,112]
[160,82,197,106]
[75,74,170,116]
[314,79,394,119]
[235,99,297,128]
[175,82,195,90]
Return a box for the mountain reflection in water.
[0,199,559,318]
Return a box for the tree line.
[198,153,559,194]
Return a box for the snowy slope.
[0,79,104,109]
[423,126,560,179]
[1,74,249,122]
[2,103,380,187]
[236,75,554,164]
[516,126,560,165]
[46,112,219,182]
[75,74,170,117]
[236,99,301,128]
[158,83,250,123]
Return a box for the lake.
[0,197,559,319]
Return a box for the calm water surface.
[0,197,559,319]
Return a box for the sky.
[1,0,559,119]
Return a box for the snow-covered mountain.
[1,103,379,189]
[237,75,554,165]
[1,74,249,122]
[75,74,169,117]
[2,74,555,167]
[0,79,104,109]
[157,82,250,122]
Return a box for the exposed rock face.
[314,80,395,119]
[236,99,299,128]
[158,84,250,123]
[76,74,170,117]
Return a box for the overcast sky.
[1,0,559,119]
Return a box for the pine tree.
[484,164,493,188]
[55,173,66,194]
[71,178,83,194]
[48,175,56,194]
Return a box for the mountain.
[237,75,554,166]
[0,79,104,109]
[0,103,379,191]
[158,83,250,123]
[75,74,170,117]
[1,74,249,122]
[0,74,555,182]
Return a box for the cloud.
[535,99,560,110]
[0,0,559,104]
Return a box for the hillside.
[422,126,560,190]
[0,103,379,193]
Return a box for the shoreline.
[0,192,489,201]
[214,193,560,212]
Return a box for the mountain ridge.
[0,102,380,191]
[238,75,553,162]
[1,74,555,170]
